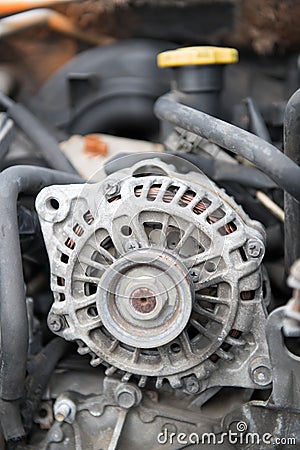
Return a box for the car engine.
[0,2,299,449]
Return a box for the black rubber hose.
[154,94,300,202]
[0,166,82,441]
[22,338,71,433]
[167,151,277,190]
[284,88,300,272]
[0,93,77,174]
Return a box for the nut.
[130,288,157,314]
[115,384,142,409]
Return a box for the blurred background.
[1,0,300,91]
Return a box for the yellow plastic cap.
[157,46,239,68]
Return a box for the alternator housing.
[36,157,271,390]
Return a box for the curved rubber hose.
[155,94,300,202]
[284,88,300,271]
[0,166,82,441]
[0,92,78,174]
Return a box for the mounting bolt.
[104,180,120,197]
[48,314,64,332]
[115,384,142,409]
[54,398,76,423]
[183,376,201,394]
[251,365,272,386]
[189,269,200,283]
[125,240,140,252]
[246,239,264,258]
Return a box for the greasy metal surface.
[28,366,254,450]
[223,402,300,450]
[223,303,300,449]
[36,157,270,391]
[267,307,300,410]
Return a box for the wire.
[0,92,78,174]
[0,165,82,441]
[256,191,284,223]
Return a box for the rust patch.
[83,134,109,158]
[130,287,157,314]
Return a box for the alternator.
[36,157,271,391]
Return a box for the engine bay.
[0,2,299,449]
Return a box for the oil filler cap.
[157,46,238,68]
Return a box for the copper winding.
[65,237,75,250]
[73,224,84,236]
[83,211,94,225]
[134,185,236,235]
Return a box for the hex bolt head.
[251,365,272,386]
[48,314,64,332]
[184,376,201,394]
[246,239,264,258]
[115,384,142,409]
[189,269,200,283]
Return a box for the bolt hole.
[87,306,98,318]
[39,408,48,418]
[47,197,60,210]
[121,225,132,236]
[170,343,181,354]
